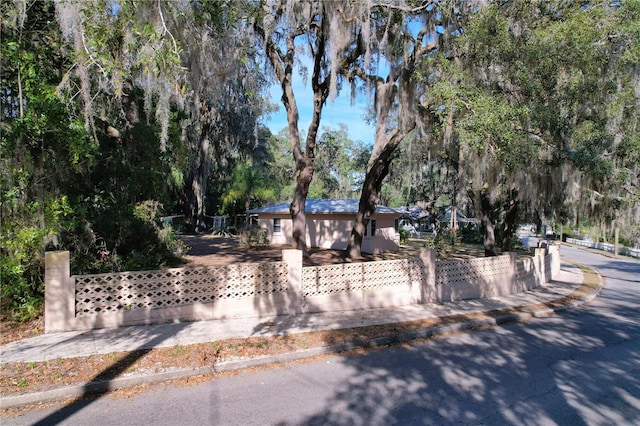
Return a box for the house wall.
[256,213,399,253]
[362,216,400,254]
[256,213,292,246]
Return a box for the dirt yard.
[179,234,422,267]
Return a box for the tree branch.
[157,0,179,57]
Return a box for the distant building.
[248,199,401,254]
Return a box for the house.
[248,199,401,254]
[396,204,434,235]
[438,207,480,230]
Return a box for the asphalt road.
[7,246,640,425]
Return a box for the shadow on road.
[31,324,188,425]
[261,255,639,425]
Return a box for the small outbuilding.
[248,199,401,254]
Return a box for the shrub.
[0,226,45,321]
[239,226,270,248]
[399,228,409,243]
[424,229,460,258]
[67,200,186,274]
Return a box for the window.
[273,218,281,233]
[365,219,376,237]
[394,218,399,232]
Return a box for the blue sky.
[264,72,376,147]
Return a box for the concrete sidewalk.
[1,261,592,365]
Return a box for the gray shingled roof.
[248,199,399,215]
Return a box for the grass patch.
[168,346,187,357]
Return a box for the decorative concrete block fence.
[45,245,560,332]
[566,237,640,258]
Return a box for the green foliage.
[568,121,614,182]
[66,199,186,274]
[421,0,640,241]
[1,1,190,320]
[1,225,44,322]
[310,125,370,199]
[239,227,269,248]
[65,121,188,273]
[459,224,483,244]
[457,94,532,172]
[398,228,409,243]
[221,159,277,219]
[1,1,92,320]
[424,229,461,258]
[265,130,296,201]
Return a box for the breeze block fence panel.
[44,245,560,332]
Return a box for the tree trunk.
[282,75,307,252]
[347,129,411,258]
[501,193,519,252]
[343,26,423,256]
[188,134,210,233]
[480,186,498,257]
[261,18,332,256]
[347,153,390,260]
[347,76,415,259]
[245,194,250,231]
[183,97,213,233]
[121,80,139,128]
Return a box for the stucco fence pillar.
[44,251,74,332]
[282,249,304,314]
[548,244,561,278]
[417,248,437,303]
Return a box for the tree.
[177,1,271,231]
[52,0,270,232]
[220,126,279,229]
[53,0,186,147]
[1,0,258,318]
[458,0,640,247]
[309,125,370,199]
[399,0,640,257]
[265,129,297,202]
[1,0,91,319]
[343,0,481,259]
[252,0,366,255]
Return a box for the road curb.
[1,266,603,410]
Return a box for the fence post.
[45,251,74,332]
[282,249,303,314]
[548,244,561,279]
[534,248,546,286]
[418,248,436,303]
[507,252,521,292]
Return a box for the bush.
[68,200,186,274]
[0,196,71,321]
[460,224,483,244]
[239,226,270,248]
[0,226,45,321]
[424,229,461,258]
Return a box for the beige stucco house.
[248,199,401,254]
